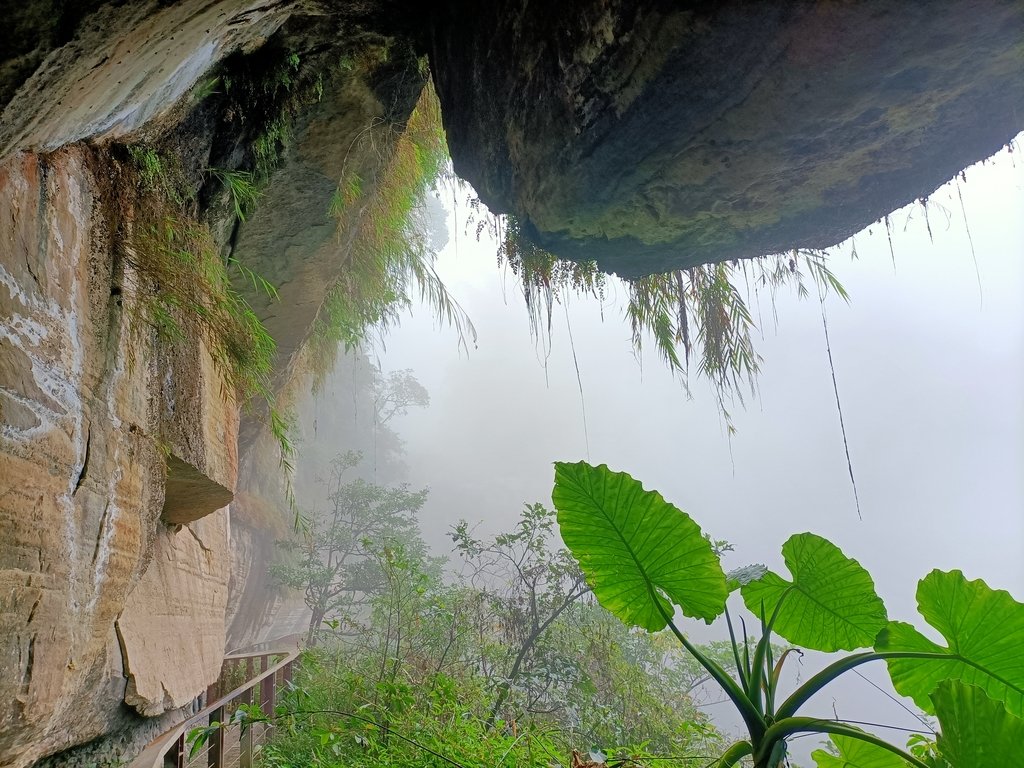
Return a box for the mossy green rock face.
[430,0,1024,277]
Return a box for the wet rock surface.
[430,0,1024,275]
[0,3,413,763]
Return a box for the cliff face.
[0,2,425,764]
[0,146,237,765]
[429,0,1024,276]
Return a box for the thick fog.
[306,143,1023,760]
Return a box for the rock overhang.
[426,0,1024,277]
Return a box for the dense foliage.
[253,493,727,767]
[211,457,1022,768]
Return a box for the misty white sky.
[318,140,1023,761]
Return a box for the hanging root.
[820,297,862,521]
[955,178,983,308]
[563,302,591,461]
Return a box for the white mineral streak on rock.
[89,489,121,607]
[60,166,88,565]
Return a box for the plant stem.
[775,650,955,720]
[655,601,766,742]
[716,739,754,767]
[747,590,790,713]
[723,606,749,692]
[756,717,930,768]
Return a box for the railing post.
[207,706,224,768]
[261,663,275,715]
[165,733,185,768]
[239,686,253,768]
[259,655,269,709]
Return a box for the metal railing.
[129,639,302,768]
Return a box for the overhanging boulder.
[428,0,1024,276]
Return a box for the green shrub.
[237,508,725,768]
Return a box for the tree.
[271,451,427,645]
[451,503,590,727]
[546,600,726,757]
[373,368,429,426]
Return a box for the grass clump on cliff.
[623,252,847,428]
[307,77,475,380]
[194,47,324,231]
[126,216,278,403]
[216,48,323,181]
[496,214,609,335]
[120,143,294,471]
[204,167,262,221]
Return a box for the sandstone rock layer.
[0,144,237,766]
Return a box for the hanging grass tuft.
[307,76,475,382]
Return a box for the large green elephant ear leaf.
[932,680,1024,768]
[811,735,914,767]
[876,570,1024,718]
[740,533,887,652]
[552,461,727,631]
